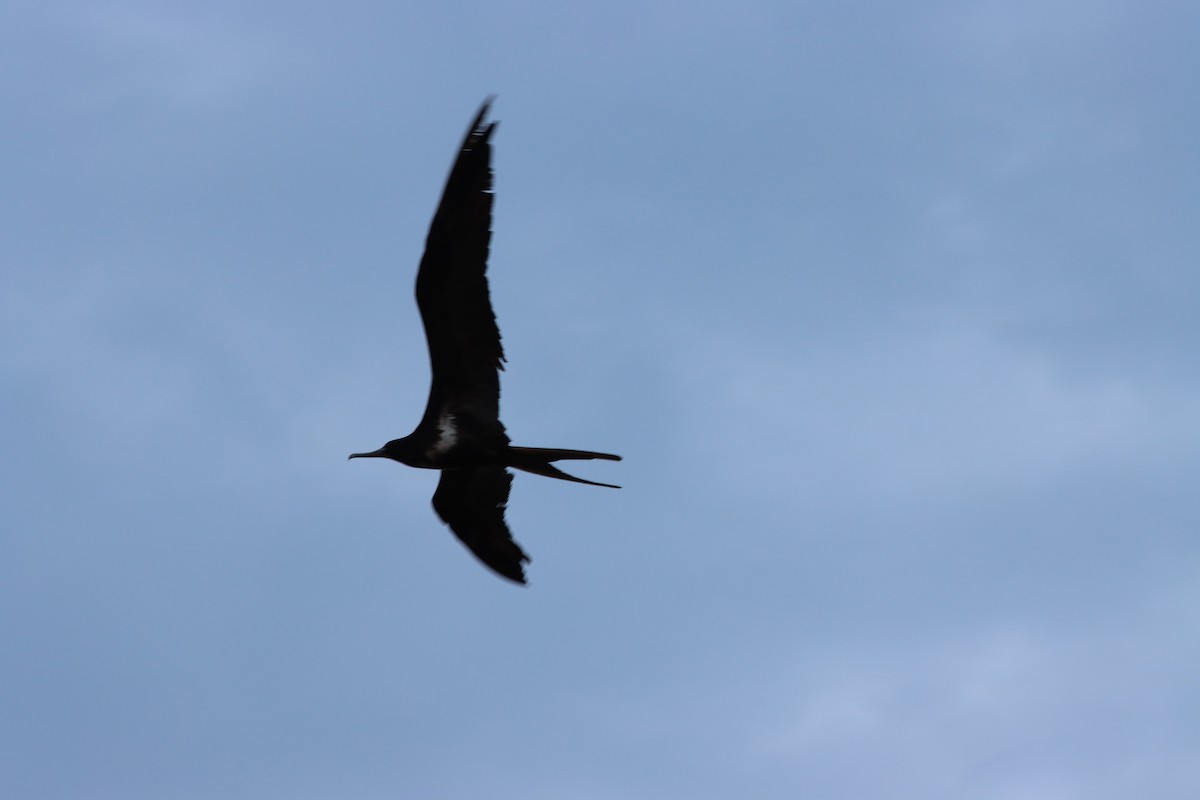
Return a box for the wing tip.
[465,97,499,150]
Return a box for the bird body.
[350,99,620,584]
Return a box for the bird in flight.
[350,99,621,584]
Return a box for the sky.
[2,1,1199,797]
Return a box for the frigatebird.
[349,99,621,584]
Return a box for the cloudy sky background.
[3,1,1199,797]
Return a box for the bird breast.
[426,410,459,460]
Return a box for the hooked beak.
[348,449,386,460]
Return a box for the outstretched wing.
[432,466,530,584]
[415,99,505,433]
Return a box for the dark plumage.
[350,99,621,584]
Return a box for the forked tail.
[506,446,622,488]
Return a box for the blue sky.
[3,1,1199,797]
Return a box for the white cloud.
[753,592,1200,798]
[678,317,1200,505]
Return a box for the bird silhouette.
[350,99,621,584]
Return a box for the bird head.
[348,438,418,465]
